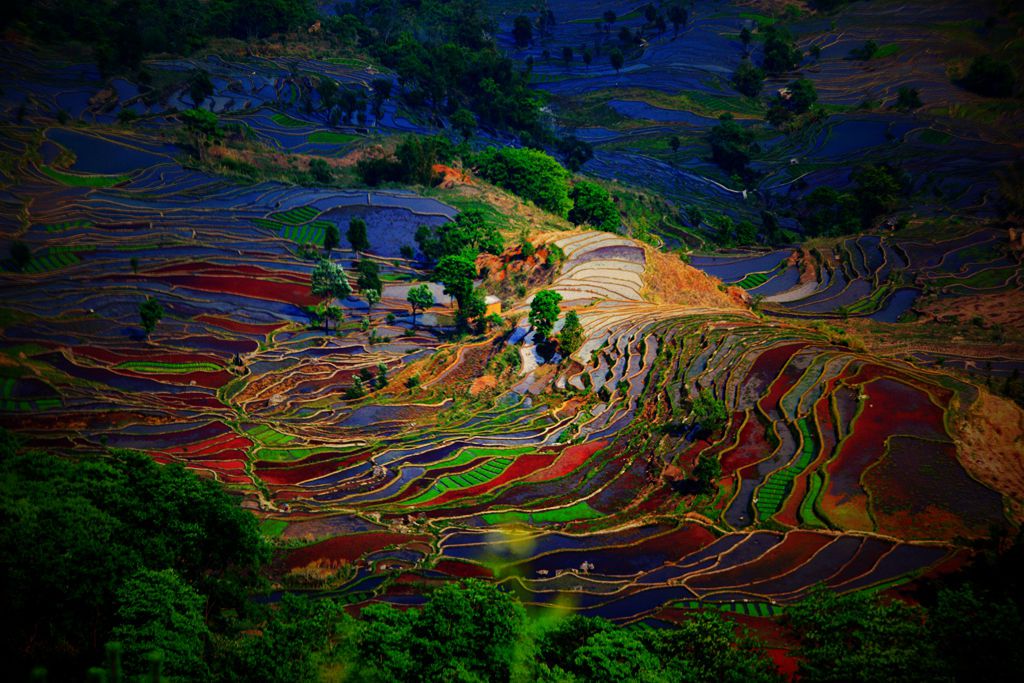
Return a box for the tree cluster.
[473,146,573,217]
[0,435,268,680]
[798,164,904,236]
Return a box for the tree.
[412,580,527,681]
[371,77,392,122]
[112,569,210,680]
[691,387,728,434]
[357,258,382,294]
[693,453,722,492]
[707,113,756,177]
[849,39,878,60]
[568,181,619,232]
[450,107,476,141]
[529,289,563,339]
[139,297,164,337]
[323,223,340,256]
[365,287,381,316]
[0,444,268,678]
[309,158,333,184]
[895,86,922,111]
[347,216,370,253]
[762,25,801,75]
[603,10,617,29]
[188,69,213,108]
[788,77,818,114]
[852,164,901,226]
[562,46,573,66]
[559,310,585,356]
[609,48,624,74]
[733,59,765,97]
[416,209,505,262]
[435,254,477,310]
[10,240,30,271]
[407,284,435,327]
[513,15,532,47]
[180,108,219,159]
[787,585,941,683]
[582,49,592,69]
[474,147,572,217]
[740,27,752,48]
[310,258,351,332]
[670,136,681,153]
[668,5,687,35]
[574,628,661,681]
[556,135,594,172]
[962,54,1016,97]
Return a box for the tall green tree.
[609,48,624,74]
[323,222,340,256]
[357,258,382,294]
[407,284,435,327]
[139,297,164,338]
[568,181,619,232]
[529,289,563,339]
[111,568,210,680]
[348,217,370,253]
[474,147,571,217]
[311,258,351,332]
[434,254,477,310]
[558,310,585,356]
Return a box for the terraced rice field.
[1,12,1021,631]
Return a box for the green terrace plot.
[931,265,1019,291]
[844,284,894,315]
[116,360,223,373]
[0,378,60,412]
[40,165,129,187]
[20,246,90,274]
[426,446,533,472]
[278,221,332,245]
[736,270,774,290]
[252,446,340,462]
[260,519,288,537]
[675,600,783,616]
[799,470,828,528]
[269,206,321,224]
[39,219,93,232]
[402,456,517,506]
[308,131,358,145]
[482,501,603,525]
[270,113,309,128]
[755,419,818,521]
[245,424,296,446]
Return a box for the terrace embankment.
[954,390,1024,525]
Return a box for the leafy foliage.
[762,25,802,75]
[0,439,267,678]
[787,585,942,682]
[139,296,164,336]
[529,289,563,339]
[691,388,728,434]
[559,310,585,356]
[707,114,756,178]
[568,181,620,232]
[347,217,370,252]
[474,147,572,217]
[962,54,1016,97]
[407,284,435,326]
[415,209,504,262]
[732,59,765,97]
